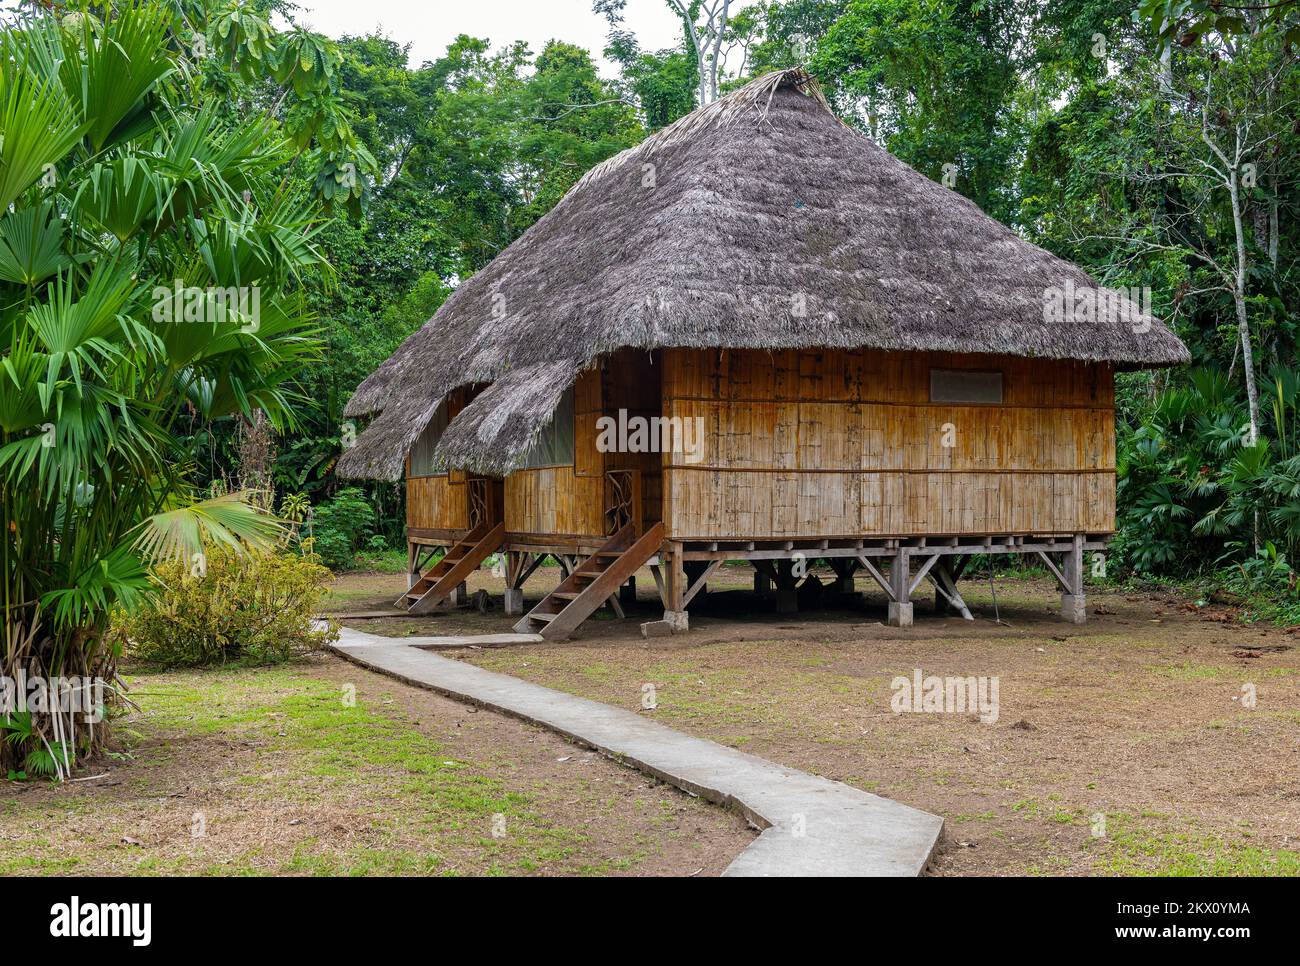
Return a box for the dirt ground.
[0,653,753,876]
[328,562,1300,876]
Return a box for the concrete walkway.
[329,627,944,876]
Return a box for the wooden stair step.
[401,522,505,614]
[513,522,663,640]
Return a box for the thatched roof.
[338,68,1188,480]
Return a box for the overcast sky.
[0,0,760,77]
[276,0,753,75]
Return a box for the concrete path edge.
[327,626,944,877]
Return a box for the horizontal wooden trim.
[663,465,1117,475]
[407,472,451,481]
[407,527,465,545]
[408,527,612,554]
[674,540,1111,561]
[668,531,1115,543]
[503,530,608,545]
[665,395,1115,412]
[510,462,576,472]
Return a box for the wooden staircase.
[399,521,505,614]
[515,521,665,640]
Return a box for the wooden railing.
[604,469,642,536]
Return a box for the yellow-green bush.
[117,547,338,666]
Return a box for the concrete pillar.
[1061,593,1086,624]
[888,601,914,627]
[663,610,689,633]
[834,574,855,595]
[503,587,524,616]
[619,577,637,607]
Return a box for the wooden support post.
[855,554,893,599]
[1061,533,1086,624]
[682,560,722,610]
[663,543,688,632]
[648,564,668,608]
[774,558,798,614]
[888,550,913,627]
[619,576,637,607]
[828,557,857,595]
[683,561,711,607]
[934,582,951,615]
[407,542,420,591]
[929,558,974,621]
[753,566,771,598]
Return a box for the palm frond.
[133,491,283,564]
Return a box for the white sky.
[277,0,753,75]
[0,0,760,76]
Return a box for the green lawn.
[0,656,750,876]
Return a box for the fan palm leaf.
[132,490,283,564]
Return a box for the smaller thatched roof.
[338,68,1189,481]
[433,358,587,474]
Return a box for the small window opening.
[930,369,1003,404]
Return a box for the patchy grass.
[1092,814,1300,876]
[0,657,752,876]
[341,570,1300,877]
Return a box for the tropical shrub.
[309,486,378,570]
[1114,368,1300,584]
[0,2,368,777]
[116,546,337,666]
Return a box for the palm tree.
[0,2,332,778]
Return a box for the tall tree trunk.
[1228,175,1260,446]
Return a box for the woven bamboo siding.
[663,348,1115,539]
[504,368,606,538]
[406,385,477,531]
[406,475,469,531]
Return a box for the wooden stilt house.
[337,69,1188,638]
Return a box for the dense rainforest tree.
[273,32,642,529]
[0,0,364,776]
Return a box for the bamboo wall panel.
[406,475,468,531]
[406,384,478,531]
[663,348,1116,539]
[505,466,605,537]
[504,368,606,537]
